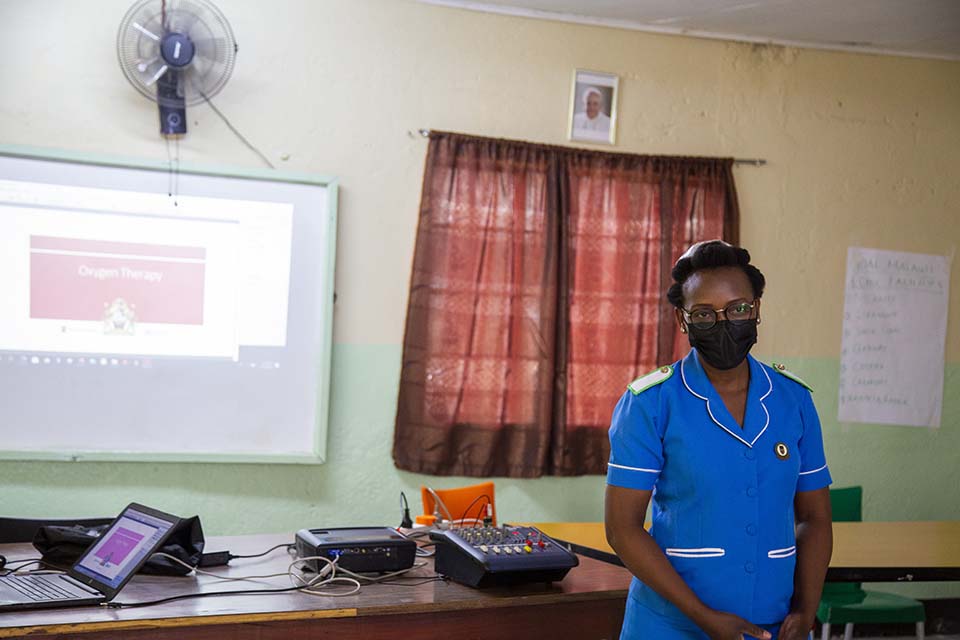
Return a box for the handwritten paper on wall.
[839,247,951,428]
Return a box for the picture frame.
[568,69,619,145]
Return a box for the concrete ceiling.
[419,0,960,60]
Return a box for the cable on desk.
[110,555,363,608]
[333,562,428,584]
[106,584,305,609]
[152,552,290,582]
[401,528,437,557]
[228,542,295,560]
[402,528,432,540]
[0,558,45,576]
[287,555,361,596]
[415,546,435,558]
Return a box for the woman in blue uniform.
[605,241,833,640]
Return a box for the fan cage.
[117,0,237,108]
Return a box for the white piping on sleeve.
[799,463,828,476]
[607,462,661,474]
[768,546,797,558]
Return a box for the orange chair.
[419,482,496,527]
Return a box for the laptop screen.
[72,505,177,590]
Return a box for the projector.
[295,527,417,573]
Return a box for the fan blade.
[122,16,164,58]
[181,69,226,106]
[145,64,169,86]
[190,36,223,47]
[136,56,159,73]
[172,9,204,36]
[133,21,161,41]
[143,14,165,33]
[190,37,230,61]
[181,73,205,106]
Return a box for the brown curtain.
[393,132,739,478]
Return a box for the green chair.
[818,486,925,640]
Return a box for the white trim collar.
[679,352,772,448]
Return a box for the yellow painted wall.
[3,0,957,354]
[1,4,958,606]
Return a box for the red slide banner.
[30,236,207,325]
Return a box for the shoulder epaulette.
[770,362,813,392]
[628,365,674,395]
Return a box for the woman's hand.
[778,610,815,640]
[698,610,772,640]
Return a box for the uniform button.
[746,524,758,536]
[746,487,758,497]
[744,562,756,573]
[744,449,756,460]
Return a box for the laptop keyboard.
[5,575,84,601]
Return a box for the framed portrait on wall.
[568,69,619,145]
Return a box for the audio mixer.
[429,525,579,587]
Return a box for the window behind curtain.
[394,132,739,478]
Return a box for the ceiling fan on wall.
[117,0,238,137]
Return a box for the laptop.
[0,503,180,611]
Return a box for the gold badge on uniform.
[775,442,789,460]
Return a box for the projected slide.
[30,236,207,326]
[0,196,245,359]
[0,179,294,360]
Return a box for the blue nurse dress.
[607,349,832,639]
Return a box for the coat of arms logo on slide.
[104,298,136,335]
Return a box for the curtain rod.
[414,128,767,167]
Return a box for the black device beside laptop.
[295,527,416,573]
[0,503,180,611]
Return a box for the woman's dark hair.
[666,240,766,309]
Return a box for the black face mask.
[687,319,758,370]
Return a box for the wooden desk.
[0,533,632,639]
[534,521,960,582]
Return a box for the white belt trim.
[799,463,828,476]
[768,546,797,558]
[665,547,725,558]
[607,462,661,474]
